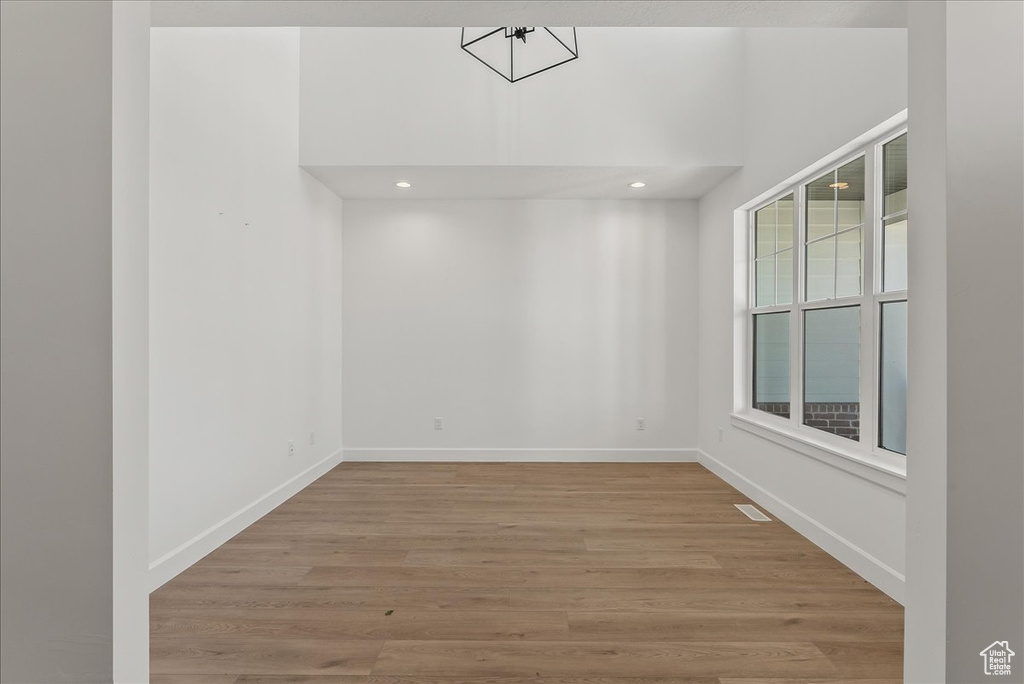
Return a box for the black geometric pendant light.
[461,27,579,83]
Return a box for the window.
[878,132,908,454]
[804,306,860,439]
[879,301,907,453]
[805,157,865,302]
[753,312,790,418]
[754,195,794,307]
[882,134,908,293]
[747,126,908,457]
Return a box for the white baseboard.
[148,448,344,592]
[344,448,699,462]
[697,449,906,605]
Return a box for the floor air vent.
[734,503,771,521]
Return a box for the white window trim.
[730,412,906,493]
[734,110,908,483]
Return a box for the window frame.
[873,128,909,455]
[741,117,908,475]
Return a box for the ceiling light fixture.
[629,181,646,188]
[395,181,412,188]
[461,27,579,83]
[829,181,849,190]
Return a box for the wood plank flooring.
[151,462,903,684]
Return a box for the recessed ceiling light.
[828,181,849,190]
[395,181,412,188]
[629,181,646,188]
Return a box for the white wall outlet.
[309,431,315,446]
[718,427,724,443]
[288,439,295,457]
[636,418,646,431]
[434,417,443,430]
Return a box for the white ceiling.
[152,1,908,28]
[303,165,740,200]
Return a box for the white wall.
[149,28,344,588]
[903,4,948,679]
[342,200,698,459]
[111,1,151,680]
[904,6,1024,678]
[2,2,115,681]
[299,28,743,168]
[740,29,907,196]
[696,28,909,601]
[942,2,1023,679]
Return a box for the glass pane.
[836,156,865,232]
[755,255,776,307]
[880,301,908,454]
[777,248,793,306]
[806,236,835,302]
[776,194,794,251]
[883,133,908,216]
[806,158,865,242]
[754,312,790,418]
[806,170,835,241]
[883,133,908,292]
[883,217,908,292]
[885,186,907,215]
[836,227,862,298]
[804,306,860,441]
[755,204,777,258]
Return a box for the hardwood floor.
[150,462,903,683]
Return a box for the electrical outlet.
[288,440,295,457]
[434,417,443,430]
[636,418,646,431]
[309,431,315,446]
[718,427,724,443]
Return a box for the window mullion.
[752,303,791,315]
[775,253,780,307]
[774,199,782,306]
[749,211,756,318]
[832,225,839,300]
[876,290,907,303]
[832,169,839,301]
[748,209,756,414]
[792,184,806,428]
[873,138,885,296]
[775,200,780,253]
[861,143,879,450]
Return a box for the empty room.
[1,2,1022,683]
